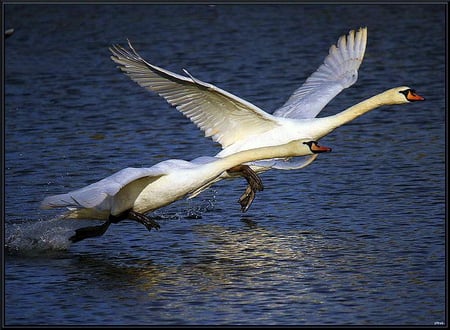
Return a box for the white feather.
[273,27,367,119]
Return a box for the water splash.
[5,217,73,254]
[184,189,217,219]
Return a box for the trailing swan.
[41,140,331,242]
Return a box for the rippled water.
[3,4,446,326]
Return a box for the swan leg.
[109,209,161,232]
[127,210,161,231]
[69,221,112,243]
[69,210,160,243]
[227,165,264,213]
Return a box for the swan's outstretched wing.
[273,27,367,119]
[40,166,170,211]
[110,42,279,149]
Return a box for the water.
[3,3,446,326]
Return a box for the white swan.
[109,27,424,166]
[41,140,331,242]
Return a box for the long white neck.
[326,89,401,131]
[213,141,304,170]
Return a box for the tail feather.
[40,187,110,210]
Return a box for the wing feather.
[40,167,167,211]
[273,27,367,119]
[110,41,280,148]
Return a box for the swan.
[41,140,331,243]
[109,27,424,164]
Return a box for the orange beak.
[407,90,425,101]
[311,143,332,153]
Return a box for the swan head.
[303,141,332,153]
[387,87,425,104]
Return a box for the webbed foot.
[239,184,256,213]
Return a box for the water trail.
[5,216,73,254]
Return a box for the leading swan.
[41,140,331,243]
[109,27,424,167]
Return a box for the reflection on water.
[4,3,445,326]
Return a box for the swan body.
[41,140,330,221]
[109,27,423,173]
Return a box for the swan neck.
[216,143,297,168]
[331,92,388,127]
